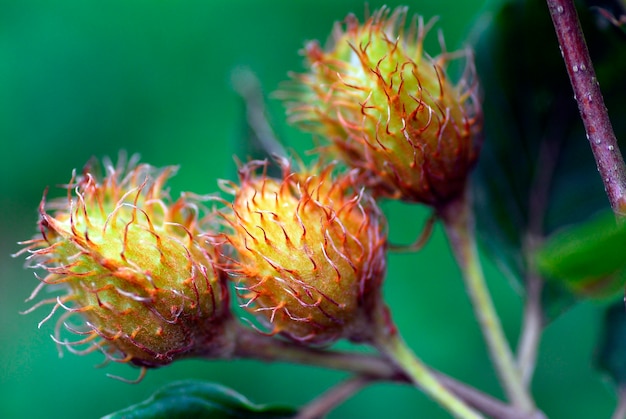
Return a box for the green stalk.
[232,324,533,418]
[234,314,482,417]
[438,191,534,411]
[373,328,484,419]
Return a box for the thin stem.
[231,326,532,418]
[295,376,374,419]
[517,108,567,385]
[389,212,436,253]
[233,327,399,379]
[435,373,545,419]
[613,385,626,419]
[546,0,626,215]
[516,271,543,387]
[439,192,534,411]
[373,327,484,419]
[231,67,287,158]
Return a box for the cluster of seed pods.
[17,5,482,375]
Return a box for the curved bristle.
[221,158,387,345]
[17,155,231,375]
[278,6,482,206]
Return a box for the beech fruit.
[221,158,387,345]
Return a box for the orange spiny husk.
[281,6,483,207]
[220,158,387,345]
[17,155,232,370]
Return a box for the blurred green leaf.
[102,381,296,419]
[596,302,626,385]
[536,211,626,298]
[472,0,626,317]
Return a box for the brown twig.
[517,93,571,386]
[231,326,539,418]
[613,385,626,419]
[295,376,375,419]
[546,0,626,215]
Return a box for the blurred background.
[0,0,617,417]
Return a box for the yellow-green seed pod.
[282,6,482,207]
[221,158,387,345]
[18,156,231,371]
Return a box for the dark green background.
[0,0,616,417]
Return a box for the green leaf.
[472,0,626,318]
[596,302,626,385]
[102,380,297,419]
[536,211,626,298]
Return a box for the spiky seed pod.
[281,6,483,207]
[220,158,387,345]
[17,156,232,371]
